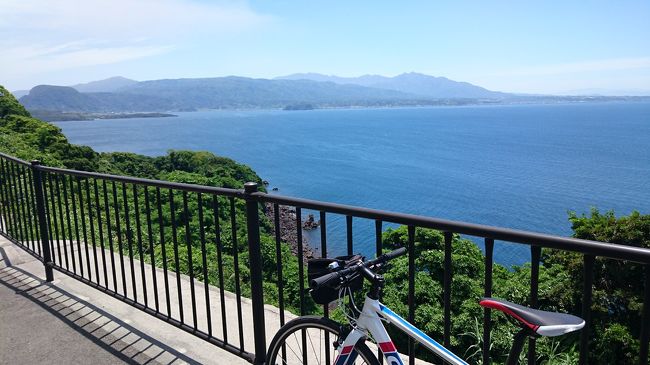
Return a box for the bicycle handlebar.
[310,247,407,289]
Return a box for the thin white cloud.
[493,57,650,77]
[0,0,270,88]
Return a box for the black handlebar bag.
[307,254,364,304]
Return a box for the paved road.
[0,236,249,364]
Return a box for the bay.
[54,102,650,267]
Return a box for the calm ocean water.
[54,102,650,267]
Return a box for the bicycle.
[266,247,585,365]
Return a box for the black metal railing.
[1,150,649,365]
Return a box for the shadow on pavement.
[0,247,202,365]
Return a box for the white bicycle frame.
[334,296,468,365]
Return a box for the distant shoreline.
[34,96,650,121]
[31,110,177,122]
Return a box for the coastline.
[264,203,315,261]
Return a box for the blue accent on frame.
[379,304,468,365]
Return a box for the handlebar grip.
[310,266,355,289]
[383,247,407,261]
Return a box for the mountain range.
[276,72,507,99]
[17,73,512,113]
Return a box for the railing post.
[579,254,594,365]
[640,264,650,365]
[244,182,266,365]
[31,160,54,282]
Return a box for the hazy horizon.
[2,1,649,94]
[12,72,650,97]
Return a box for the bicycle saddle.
[480,297,585,337]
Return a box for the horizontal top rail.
[0,152,31,166]
[35,165,244,198]
[2,149,649,264]
[255,192,650,264]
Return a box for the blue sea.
[54,102,650,267]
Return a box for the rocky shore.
[264,203,315,260]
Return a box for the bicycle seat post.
[505,328,533,365]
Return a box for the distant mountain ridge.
[277,72,507,99]
[20,85,174,112]
[20,74,506,113]
[20,76,431,113]
[71,76,138,93]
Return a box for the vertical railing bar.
[0,159,8,235]
[28,167,42,255]
[12,163,28,244]
[243,182,266,365]
[11,164,29,249]
[170,189,184,323]
[7,160,21,242]
[0,159,11,237]
[41,173,54,258]
[182,191,198,330]
[144,186,160,312]
[443,231,453,348]
[273,203,286,328]
[3,159,19,240]
[579,255,595,365]
[93,179,108,288]
[296,207,305,315]
[112,181,128,296]
[133,185,148,307]
[346,215,353,255]
[10,161,25,243]
[407,225,415,365]
[22,166,36,250]
[122,182,138,301]
[54,174,70,270]
[45,173,57,261]
[9,162,26,243]
[27,167,42,256]
[375,220,382,258]
[46,173,62,265]
[0,159,6,234]
[213,195,228,342]
[19,166,37,252]
[3,159,21,241]
[15,163,29,244]
[230,197,245,350]
[197,193,212,336]
[21,166,34,247]
[85,178,100,285]
[528,245,541,365]
[30,160,53,281]
[321,211,329,319]
[483,238,494,365]
[296,206,307,365]
[640,264,650,365]
[320,210,330,365]
[156,187,171,317]
[61,174,75,273]
[70,176,84,277]
[77,177,92,281]
[375,219,384,364]
[103,180,117,292]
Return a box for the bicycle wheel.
[266,316,379,365]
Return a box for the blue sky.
[1,0,649,94]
